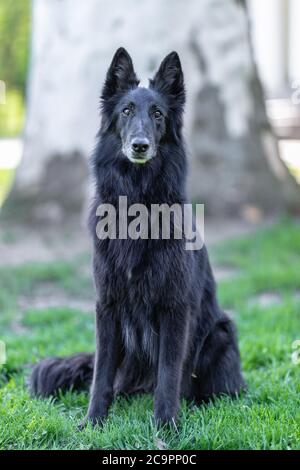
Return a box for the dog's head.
[101,48,185,165]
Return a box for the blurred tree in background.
[0,0,30,135]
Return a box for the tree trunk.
[188,0,300,217]
[4,0,300,224]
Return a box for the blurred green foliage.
[0,89,24,136]
[0,0,30,93]
[0,168,14,206]
[0,0,30,136]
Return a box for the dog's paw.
[154,400,179,429]
[78,413,106,430]
[153,411,178,430]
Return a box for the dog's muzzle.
[123,138,154,164]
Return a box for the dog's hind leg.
[192,315,246,403]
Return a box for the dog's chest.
[108,245,161,363]
[120,306,159,364]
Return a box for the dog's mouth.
[127,154,152,165]
[122,146,155,165]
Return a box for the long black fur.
[30,48,245,426]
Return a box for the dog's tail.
[29,353,94,397]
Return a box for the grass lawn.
[0,220,300,450]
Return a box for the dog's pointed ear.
[150,51,185,104]
[102,48,139,100]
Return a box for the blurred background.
[0,0,300,251]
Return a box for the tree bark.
[188,0,300,216]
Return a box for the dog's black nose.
[132,139,149,154]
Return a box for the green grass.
[1,220,300,449]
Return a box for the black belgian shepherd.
[30,48,245,427]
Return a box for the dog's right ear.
[101,48,139,100]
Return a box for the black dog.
[30,48,245,427]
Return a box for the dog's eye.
[122,107,131,116]
[154,110,162,119]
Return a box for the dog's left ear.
[102,47,139,100]
[150,52,185,104]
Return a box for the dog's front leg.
[154,307,189,426]
[80,302,121,428]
